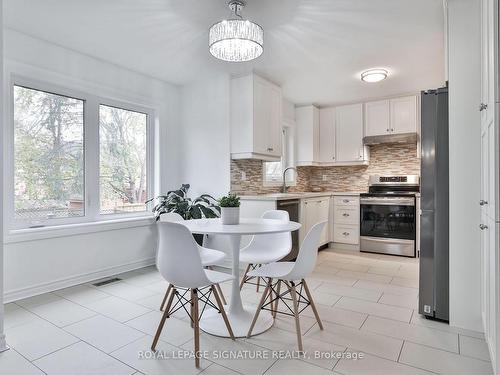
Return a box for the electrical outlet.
[424,305,432,314]
[241,171,246,181]
[322,175,328,181]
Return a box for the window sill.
[5,216,156,244]
[262,181,297,188]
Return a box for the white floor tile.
[4,303,39,330]
[272,314,317,334]
[314,283,382,302]
[16,293,62,308]
[6,318,79,361]
[410,311,485,339]
[201,362,241,374]
[246,327,346,370]
[95,281,158,301]
[309,273,358,286]
[125,311,194,347]
[378,293,419,309]
[361,316,459,352]
[309,290,342,306]
[112,335,209,375]
[353,280,418,298]
[0,348,45,375]
[266,358,334,375]
[335,351,434,375]
[302,305,368,329]
[336,270,393,284]
[399,341,493,375]
[336,297,413,323]
[181,332,276,375]
[306,321,403,361]
[82,296,151,322]
[65,315,146,353]
[34,341,135,375]
[391,277,419,288]
[54,285,110,305]
[135,293,165,310]
[24,298,97,327]
[459,335,491,361]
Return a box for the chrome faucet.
[282,167,296,193]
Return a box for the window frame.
[263,125,297,187]
[7,75,155,230]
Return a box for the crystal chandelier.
[209,0,264,62]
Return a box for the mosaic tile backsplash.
[231,143,420,194]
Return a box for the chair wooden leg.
[273,280,281,318]
[247,278,272,337]
[302,279,323,330]
[211,285,235,340]
[256,274,260,292]
[240,264,251,290]
[287,281,303,352]
[151,287,176,351]
[190,289,194,328]
[193,289,200,368]
[160,284,173,311]
[215,283,227,305]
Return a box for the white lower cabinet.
[333,195,360,245]
[301,196,331,246]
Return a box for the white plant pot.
[221,207,240,225]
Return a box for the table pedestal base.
[199,304,273,338]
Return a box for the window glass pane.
[14,85,84,222]
[264,127,295,183]
[265,161,282,182]
[99,105,148,214]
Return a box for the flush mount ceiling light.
[361,69,389,83]
[209,0,264,62]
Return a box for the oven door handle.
[360,198,414,206]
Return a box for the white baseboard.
[4,257,156,303]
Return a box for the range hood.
[363,132,418,145]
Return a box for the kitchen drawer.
[333,196,359,207]
[334,207,359,225]
[333,224,359,244]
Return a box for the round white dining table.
[179,217,301,338]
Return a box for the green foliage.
[218,193,240,208]
[146,184,221,221]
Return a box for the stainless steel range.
[360,175,420,257]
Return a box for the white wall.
[178,74,231,199]
[2,29,181,300]
[448,0,483,331]
[0,0,6,352]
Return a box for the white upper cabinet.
[230,74,282,161]
[335,103,367,162]
[390,96,418,134]
[365,100,390,136]
[319,107,336,162]
[364,95,418,137]
[296,105,319,165]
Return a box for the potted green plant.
[146,184,220,244]
[147,184,221,221]
[218,193,241,225]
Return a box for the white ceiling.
[4,0,445,106]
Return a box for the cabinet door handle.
[386,128,390,132]
[342,213,350,217]
[479,224,489,230]
[332,156,335,160]
[342,199,350,203]
[391,128,394,132]
[479,200,488,206]
[479,103,488,112]
[267,147,274,152]
[342,232,350,236]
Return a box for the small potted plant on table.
[219,193,241,225]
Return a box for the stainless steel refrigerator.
[419,86,449,321]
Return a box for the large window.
[263,127,296,185]
[99,105,148,214]
[11,81,154,229]
[14,86,85,221]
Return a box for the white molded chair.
[153,222,235,368]
[159,212,227,307]
[246,221,327,351]
[239,210,292,291]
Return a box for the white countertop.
[238,191,364,201]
